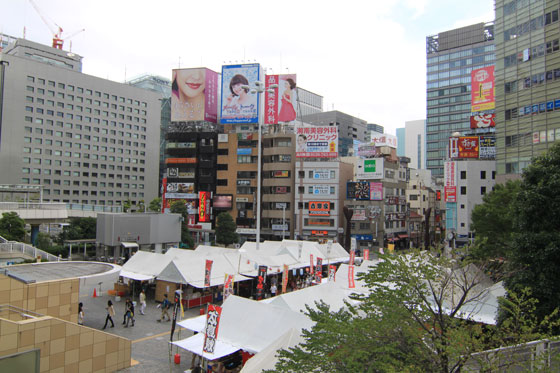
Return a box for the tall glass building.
[426,23,495,178]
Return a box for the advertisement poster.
[370,182,383,201]
[203,304,222,354]
[220,64,260,124]
[296,126,338,158]
[199,191,211,222]
[445,186,457,203]
[470,113,496,129]
[352,209,367,221]
[458,136,479,158]
[204,259,213,288]
[347,181,370,200]
[369,133,398,148]
[264,74,297,125]
[357,143,381,157]
[356,158,384,180]
[171,68,218,123]
[256,265,267,300]
[167,183,195,194]
[471,66,495,112]
[479,136,496,159]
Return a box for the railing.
[0,202,122,213]
[0,240,60,262]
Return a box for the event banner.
[223,274,234,300]
[470,113,496,129]
[471,66,495,112]
[256,265,267,300]
[310,254,314,274]
[315,257,323,283]
[204,260,213,288]
[348,265,355,288]
[264,74,297,125]
[363,249,370,261]
[203,304,223,354]
[221,64,260,124]
[282,264,289,294]
[199,191,211,222]
[328,265,336,282]
[296,126,338,158]
[171,68,219,123]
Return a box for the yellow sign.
[388,244,395,253]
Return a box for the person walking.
[157,294,171,322]
[103,300,115,329]
[139,290,146,315]
[78,302,84,325]
[124,299,135,327]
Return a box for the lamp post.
[241,81,278,250]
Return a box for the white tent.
[172,295,314,359]
[240,328,304,373]
[118,250,172,281]
[266,282,356,313]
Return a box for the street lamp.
[241,81,278,250]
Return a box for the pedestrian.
[157,294,171,322]
[124,299,135,327]
[78,302,84,325]
[139,289,146,315]
[103,300,115,329]
[270,283,277,297]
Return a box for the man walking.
[139,290,147,315]
[158,294,171,322]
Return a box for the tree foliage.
[215,212,238,246]
[57,217,96,244]
[507,142,560,320]
[169,200,194,249]
[0,212,26,241]
[148,197,162,212]
[36,232,52,252]
[470,180,521,260]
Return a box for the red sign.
[445,186,457,203]
[199,191,210,222]
[203,304,222,354]
[282,265,289,294]
[471,66,495,112]
[256,265,267,300]
[311,230,328,236]
[363,249,370,261]
[315,257,323,282]
[309,201,330,216]
[161,177,167,213]
[348,265,355,288]
[204,260,213,288]
[264,75,279,124]
[223,274,234,300]
[470,113,496,129]
[309,254,314,274]
[349,249,355,266]
[458,136,479,158]
[436,190,441,201]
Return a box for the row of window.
[24,92,147,115]
[426,63,494,89]
[504,38,560,68]
[427,94,470,107]
[505,68,560,94]
[427,85,470,98]
[504,8,558,41]
[503,0,542,17]
[427,55,495,81]
[21,167,145,181]
[21,147,146,164]
[26,76,147,107]
[426,45,495,65]
[24,114,147,133]
[427,103,471,115]
[505,98,560,120]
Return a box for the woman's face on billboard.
[176,69,205,99]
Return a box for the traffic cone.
[93,288,97,298]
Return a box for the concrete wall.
[96,213,181,246]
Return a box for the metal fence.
[0,241,60,262]
[0,202,122,213]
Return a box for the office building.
[426,23,495,178]
[367,123,384,138]
[0,38,161,208]
[295,87,323,118]
[495,0,560,180]
[397,119,427,170]
[396,127,406,157]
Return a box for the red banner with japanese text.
[348,265,355,288]
[309,254,314,274]
[204,260,213,288]
[223,274,234,300]
[203,304,222,354]
[256,265,267,300]
[363,249,370,261]
[315,257,323,283]
[282,264,289,294]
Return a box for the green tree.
[169,200,194,249]
[470,180,521,260]
[58,217,96,243]
[148,197,162,212]
[36,232,52,251]
[215,212,238,246]
[137,199,146,212]
[0,212,26,241]
[507,143,560,320]
[122,199,132,213]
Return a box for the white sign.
[444,161,456,187]
[236,197,249,202]
[313,169,331,179]
[356,158,384,180]
[272,224,288,230]
[236,228,256,234]
[370,133,397,148]
[313,185,330,195]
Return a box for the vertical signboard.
[296,126,338,158]
[203,304,222,354]
[223,274,234,300]
[256,265,267,300]
[264,74,297,124]
[315,257,323,283]
[348,265,355,288]
[282,264,289,294]
[309,254,314,274]
[363,249,370,261]
[199,191,211,222]
[471,66,495,112]
[204,260,213,288]
[328,265,336,282]
[444,161,456,187]
[220,64,260,124]
[171,68,218,122]
[457,136,479,158]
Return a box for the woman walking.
[78,302,84,325]
[103,300,115,329]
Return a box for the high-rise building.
[495,0,560,181]
[367,123,384,137]
[397,119,427,170]
[396,127,406,157]
[0,37,161,208]
[426,23,495,178]
[295,87,323,118]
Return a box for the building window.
[460,171,466,179]
[481,186,487,195]
[460,186,466,195]
[480,170,486,179]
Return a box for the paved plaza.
[79,284,206,372]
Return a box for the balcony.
[200,145,215,154]
[199,160,215,169]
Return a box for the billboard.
[213,195,233,209]
[296,126,338,158]
[167,183,195,194]
[309,201,330,216]
[346,182,383,201]
[369,133,397,148]
[445,186,457,202]
[312,185,331,195]
[444,161,456,187]
[357,143,381,157]
[449,136,479,159]
[264,74,297,124]
[220,64,260,124]
[199,191,211,222]
[471,66,495,112]
[479,136,496,159]
[470,113,496,129]
[356,158,384,180]
[171,68,218,122]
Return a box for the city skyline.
[2,0,494,135]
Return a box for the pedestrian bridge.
[0,202,122,224]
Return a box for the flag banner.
[282,264,289,294]
[328,265,336,282]
[349,250,355,266]
[348,265,355,288]
[223,274,234,300]
[170,291,181,341]
[363,249,370,261]
[203,304,223,354]
[310,254,314,274]
[204,260,213,288]
[315,257,323,282]
[256,265,267,300]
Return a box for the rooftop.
[1,262,120,283]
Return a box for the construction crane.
[28,0,84,50]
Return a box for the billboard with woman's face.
[171,68,218,123]
[220,64,260,124]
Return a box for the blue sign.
[539,103,546,112]
[237,148,252,155]
[532,104,539,113]
[525,106,531,115]
[555,100,560,109]
[352,234,373,241]
[547,101,554,111]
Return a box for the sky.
[1,0,494,135]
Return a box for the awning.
[171,332,240,360]
[398,234,409,239]
[388,238,400,242]
[178,315,206,333]
[119,270,153,281]
[120,242,139,249]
